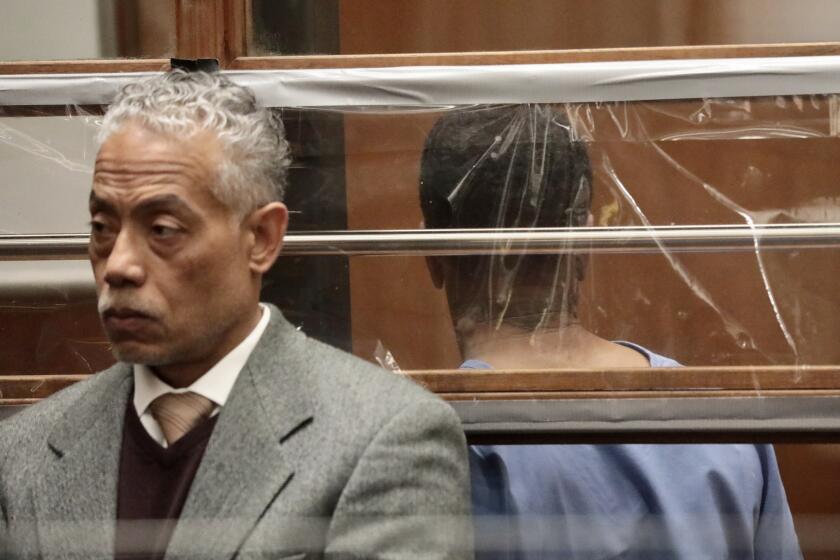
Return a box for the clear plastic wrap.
[3,95,840,371]
[341,96,840,370]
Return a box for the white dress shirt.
[133,304,271,447]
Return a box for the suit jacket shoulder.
[223,306,471,558]
[0,364,131,473]
[298,329,454,429]
[243,305,466,480]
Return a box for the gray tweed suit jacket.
[0,305,472,559]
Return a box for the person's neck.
[463,323,588,369]
[461,322,650,370]
[153,304,263,388]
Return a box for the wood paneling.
[336,0,840,55]
[233,42,840,69]
[224,0,249,63]
[337,0,691,55]
[341,111,458,367]
[0,303,113,376]
[4,45,839,75]
[776,443,840,560]
[114,0,178,59]
[175,0,226,62]
[338,99,840,370]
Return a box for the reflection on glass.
[4,98,840,368]
[249,0,840,55]
[0,0,175,61]
[340,98,840,368]
[0,116,98,234]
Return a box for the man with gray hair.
[0,70,471,559]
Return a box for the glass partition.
[0,116,99,234]
[3,66,840,559]
[3,96,840,370]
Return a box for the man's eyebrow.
[89,193,116,214]
[133,194,196,218]
[88,192,198,218]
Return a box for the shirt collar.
[133,303,271,416]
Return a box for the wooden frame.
[2,0,840,75]
[410,366,840,400]
[4,370,840,443]
[176,0,226,62]
[224,0,249,65]
[3,15,840,78]
[0,375,87,406]
[220,0,840,69]
[3,43,840,76]
[0,59,169,75]
[230,42,840,70]
[4,367,840,405]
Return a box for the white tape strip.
[3,56,840,106]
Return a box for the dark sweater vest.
[115,402,218,560]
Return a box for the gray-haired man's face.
[89,121,258,378]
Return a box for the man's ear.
[245,202,288,274]
[425,255,446,289]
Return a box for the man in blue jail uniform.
[420,104,801,559]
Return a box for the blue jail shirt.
[465,342,801,559]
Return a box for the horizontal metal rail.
[3,223,840,259]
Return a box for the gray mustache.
[97,291,157,318]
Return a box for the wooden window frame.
[0,0,839,74]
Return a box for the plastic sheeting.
[3,93,840,374]
[341,98,840,374]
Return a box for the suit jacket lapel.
[34,364,133,560]
[165,308,315,560]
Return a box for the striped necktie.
[148,391,215,445]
